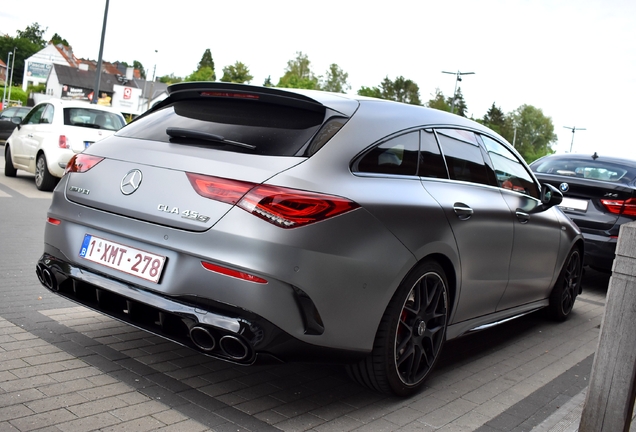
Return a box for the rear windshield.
[117,98,326,156]
[532,158,636,185]
[64,108,125,131]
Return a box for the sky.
[1,0,634,158]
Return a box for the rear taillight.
[187,173,359,228]
[59,135,68,148]
[601,198,636,217]
[64,154,104,174]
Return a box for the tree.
[133,60,146,80]
[501,104,557,162]
[16,23,47,48]
[427,88,451,112]
[263,76,273,87]
[446,87,467,117]
[357,76,420,105]
[481,102,506,134]
[50,33,69,46]
[220,61,253,84]
[159,73,183,84]
[276,51,319,89]
[184,66,215,82]
[357,86,382,98]
[198,49,215,71]
[321,63,350,93]
[0,37,42,86]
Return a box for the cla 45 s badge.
[157,204,211,223]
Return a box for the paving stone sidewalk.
[0,280,606,431]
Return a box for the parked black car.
[530,153,636,271]
[0,106,31,142]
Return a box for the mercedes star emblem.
[120,169,143,195]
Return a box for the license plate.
[84,141,94,148]
[79,234,166,283]
[559,197,588,212]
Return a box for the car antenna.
[591,152,599,160]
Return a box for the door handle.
[515,210,530,224]
[453,203,473,220]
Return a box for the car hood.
[63,136,306,232]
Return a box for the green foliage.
[5,86,27,106]
[198,49,215,72]
[481,102,505,134]
[27,83,46,94]
[185,66,215,82]
[133,60,146,80]
[50,33,69,46]
[263,76,273,87]
[220,61,254,84]
[277,51,319,89]
[321,64,350,93]
[426,88,451,112]
[447,87,467,116]
[357,86,382,98]
[0,38,42,86]
[16,23,47,48]
[159,73,183,84]
[501,104,557,162]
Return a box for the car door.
[9,104,48,169]
[420,129,514,323]
[479,135,561,309]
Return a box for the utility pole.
[442,70,474,114]
[563,126,586,153]
[91,0,109,104]
[6,47,16,105]
[2,51,12,109]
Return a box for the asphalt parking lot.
[0,163,610,431]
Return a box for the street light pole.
[563,126,586,153]
[442,70,475,114]
[2,51,13,109]
[7,47,17,104]
[91,0,109,104]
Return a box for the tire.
[347,260,449,396]
[549,248,582,321]
[35,153,58,191]
[4,146,17,177]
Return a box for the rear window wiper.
[166,127,256,150]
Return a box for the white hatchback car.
[4,99,126,190]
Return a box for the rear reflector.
[64,154,104,175]
[47,217,61,225]
[186,173,359,228]
[201,261,267,284]
[601,198,636,217]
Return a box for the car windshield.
[533,158,636,184]
[64,108,125,131]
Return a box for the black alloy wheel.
[347,260,449,396]
[549,248,582,321]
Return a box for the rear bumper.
[581,232,616,271]
[36,251,367,365]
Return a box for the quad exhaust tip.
[189,326,216,352]
[36,264,58,291]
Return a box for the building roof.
[52,63,117,93]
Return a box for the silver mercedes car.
[37,82,583,396]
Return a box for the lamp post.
[442,70,474,114]
[2,51,13,109]
[563,126,586,153]
[7,47,16,104]
[91,0,109,104]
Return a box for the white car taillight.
[59,135,68,149]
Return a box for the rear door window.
[436,129,492,186]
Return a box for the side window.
[419,130,448,179]
[23,105,47,125]
[40,105,54,124]
[354,132,419,176]
[481,135,540,198]
[436,129,491,186]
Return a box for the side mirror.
[541,183,563,208]
[11,116,22,130]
